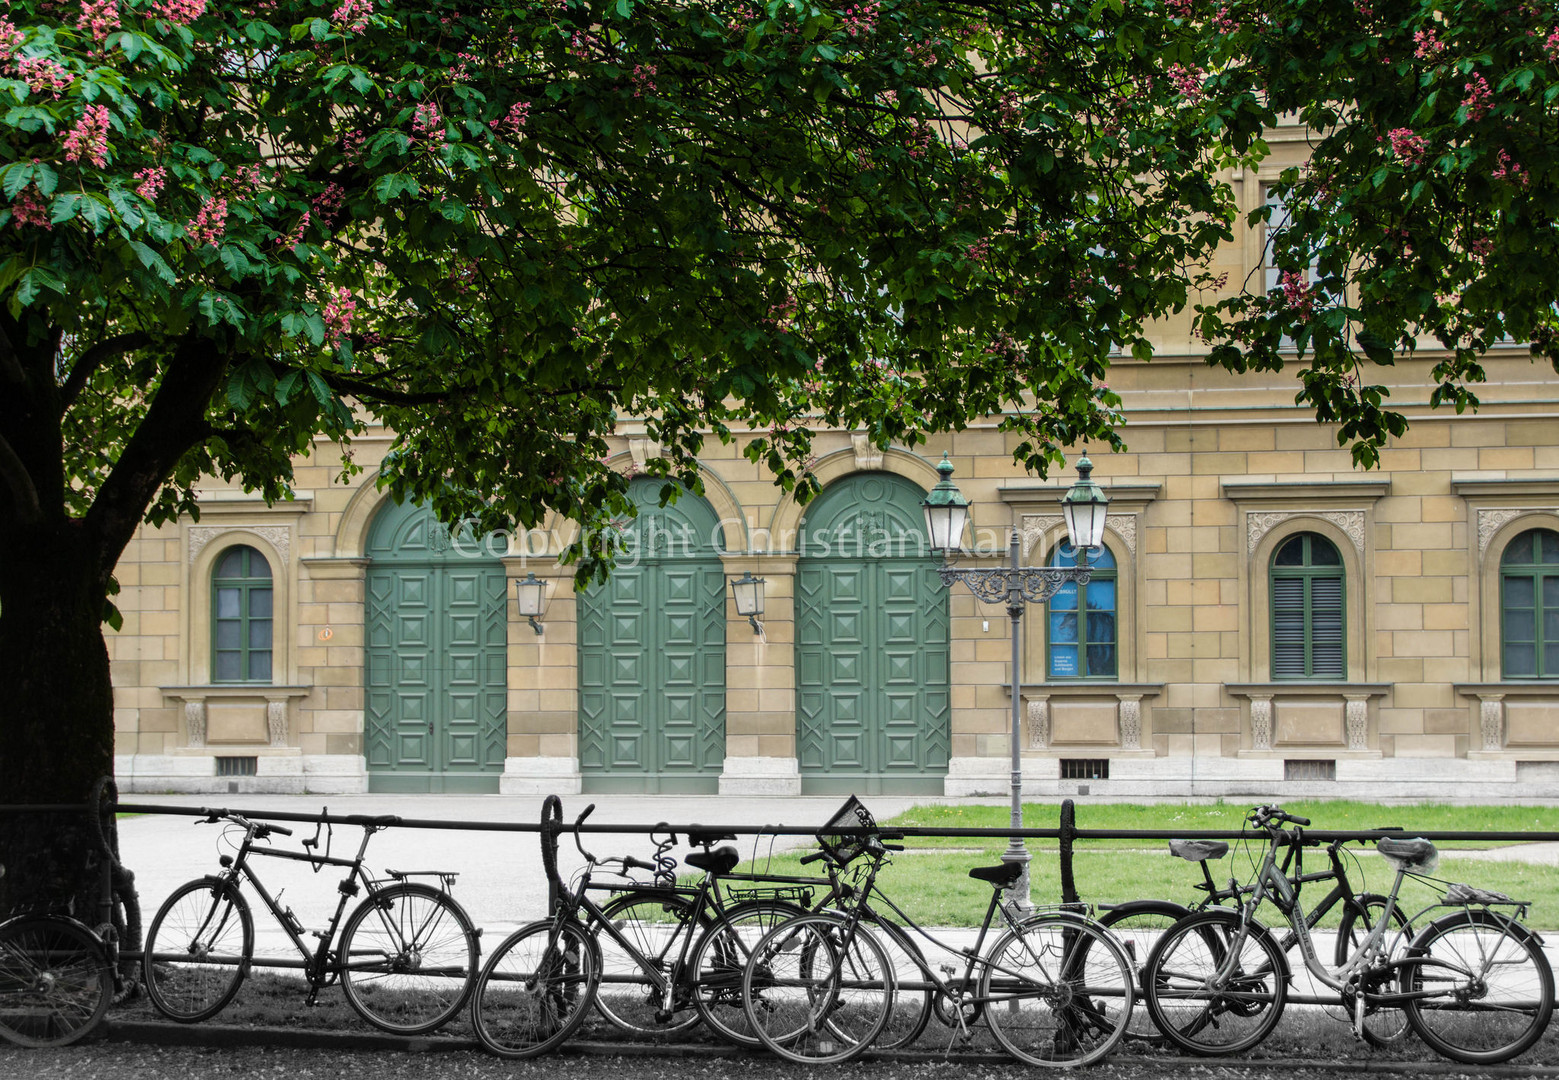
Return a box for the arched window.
[1500,528,1559,679]
[212,545,273,683]
[1045,542,1117,680]
[1271,532,1344,679]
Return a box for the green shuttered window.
[1271,533,1344,680]
[1501,528,1559,679]
[212,545,273,683]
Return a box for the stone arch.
[768,445,942,549]
[1479,511,1559,681]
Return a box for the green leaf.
[275,369,303,405]
[306,370,334,408]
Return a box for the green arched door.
[796,473,949,795]
[577,480,727,793]
[364,501,508,793]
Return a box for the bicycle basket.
[815,795,878,865]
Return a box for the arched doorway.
[363,501,508,793]
[577,480,728,793]
[795,472,949,794]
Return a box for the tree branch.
[0,431,42,523]
[58,332,153,411]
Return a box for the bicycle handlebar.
[1248,804,1310,828]
[196,809,292,837]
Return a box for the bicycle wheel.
[593,890,703,1036]
[143,877,253,1023]
[0,915,112,1047]
[1334,892,1412,1046]
[742,913,893,1064]
[1141,909,1287,1056]
[980,913,1133,1067]
[690,900,806,1046]
[1402,909,1553,1065]
[868,918,933,1050]
[1097,901,1190,1045]
[339,882,478,1035]
[470,919,599,1058]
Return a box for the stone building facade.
[107,123,1559,799]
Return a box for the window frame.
[1269,532,1347,681]
[210,544,275,685]
[1043,541,1119,681]
[1499,527,1559,680]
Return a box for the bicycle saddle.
[1169,839,1229,862]
[968,862,1025,889]
[1376,836,1438,871]
[684,846,741,874]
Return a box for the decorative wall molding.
[1480,695,1505,752]
[185,700,206,748]
[1477,508,1529,557]
[1344,696,1369,752]
[267,700,288,747]
[190,524,292,564]
[1026,697,1049,750]
[1021,514,1137,558]
[1249,695,1274,752]
[850,433,885,471]
[1246,510,1364,557]
[628,437,662,471]
[1118,696,1143,752]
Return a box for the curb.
[99,1021,1559,1074]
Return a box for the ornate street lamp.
[729,571,766,634]
[924,452,1109,910]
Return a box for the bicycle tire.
[338,882,478,1035]
[593,889,704,1036]
[0,915,113,1047]
[865,917,933,1050]
[742,913,894,1065]
[1334,892,1412,1046]
[1401,908,1554,1065]
[689,900,807,1046]
[143,877,253,1023]
[1097,900,1190,1045]
[980,912,1134,1067]
[1142,908,1287,1056]
[470,918,599,1058]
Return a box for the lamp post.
[923,452,1109,910]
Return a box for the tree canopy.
[1193,0,1559,463]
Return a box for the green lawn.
[730,799,1559,929]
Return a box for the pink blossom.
[229,163,264,198]
[488,101,530,137]
[1468,234,1494,259]
[1166,63,1206,102]
[1165,0,1192,16]
[411,100,443,141]
[630,62,657,97]
[9,185,51,230]
[567,29,600,60]
[0,20,23,61]
[322,287,357,347]
[1211,6,1240,34]
[153,0,207,25]
[15,56,72,97]
[134,165,167,201]
[448,258,478,294]
[1388,127,1428,166]
[341,129,366,163]
[1545,28,1559,63]
[78,0,119,41]
[1493,149,1529,188]
[1462,73,1491,121]
[283,209,311,248]
[1413,29,1444,62]
[841,0,880,38]
[311,182,346,225]
[62,105,112,168]
[965,237,991,264]
[1279,271,1316,320]
[332,0,373,33]
[186,196,228,246]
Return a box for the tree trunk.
[0,514,118,923]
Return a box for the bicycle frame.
[215,823,384,992]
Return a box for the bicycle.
[1141,804,1554,1064]
[1102,825,1412,1045]
[0,778,140,1047]
[142,808,479,1035]
[740,796,1136,1067]
[469,799,811,1057]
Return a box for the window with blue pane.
[1045,542,1117,680]
[1501,528,1559,679]
[212,545,273,683]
